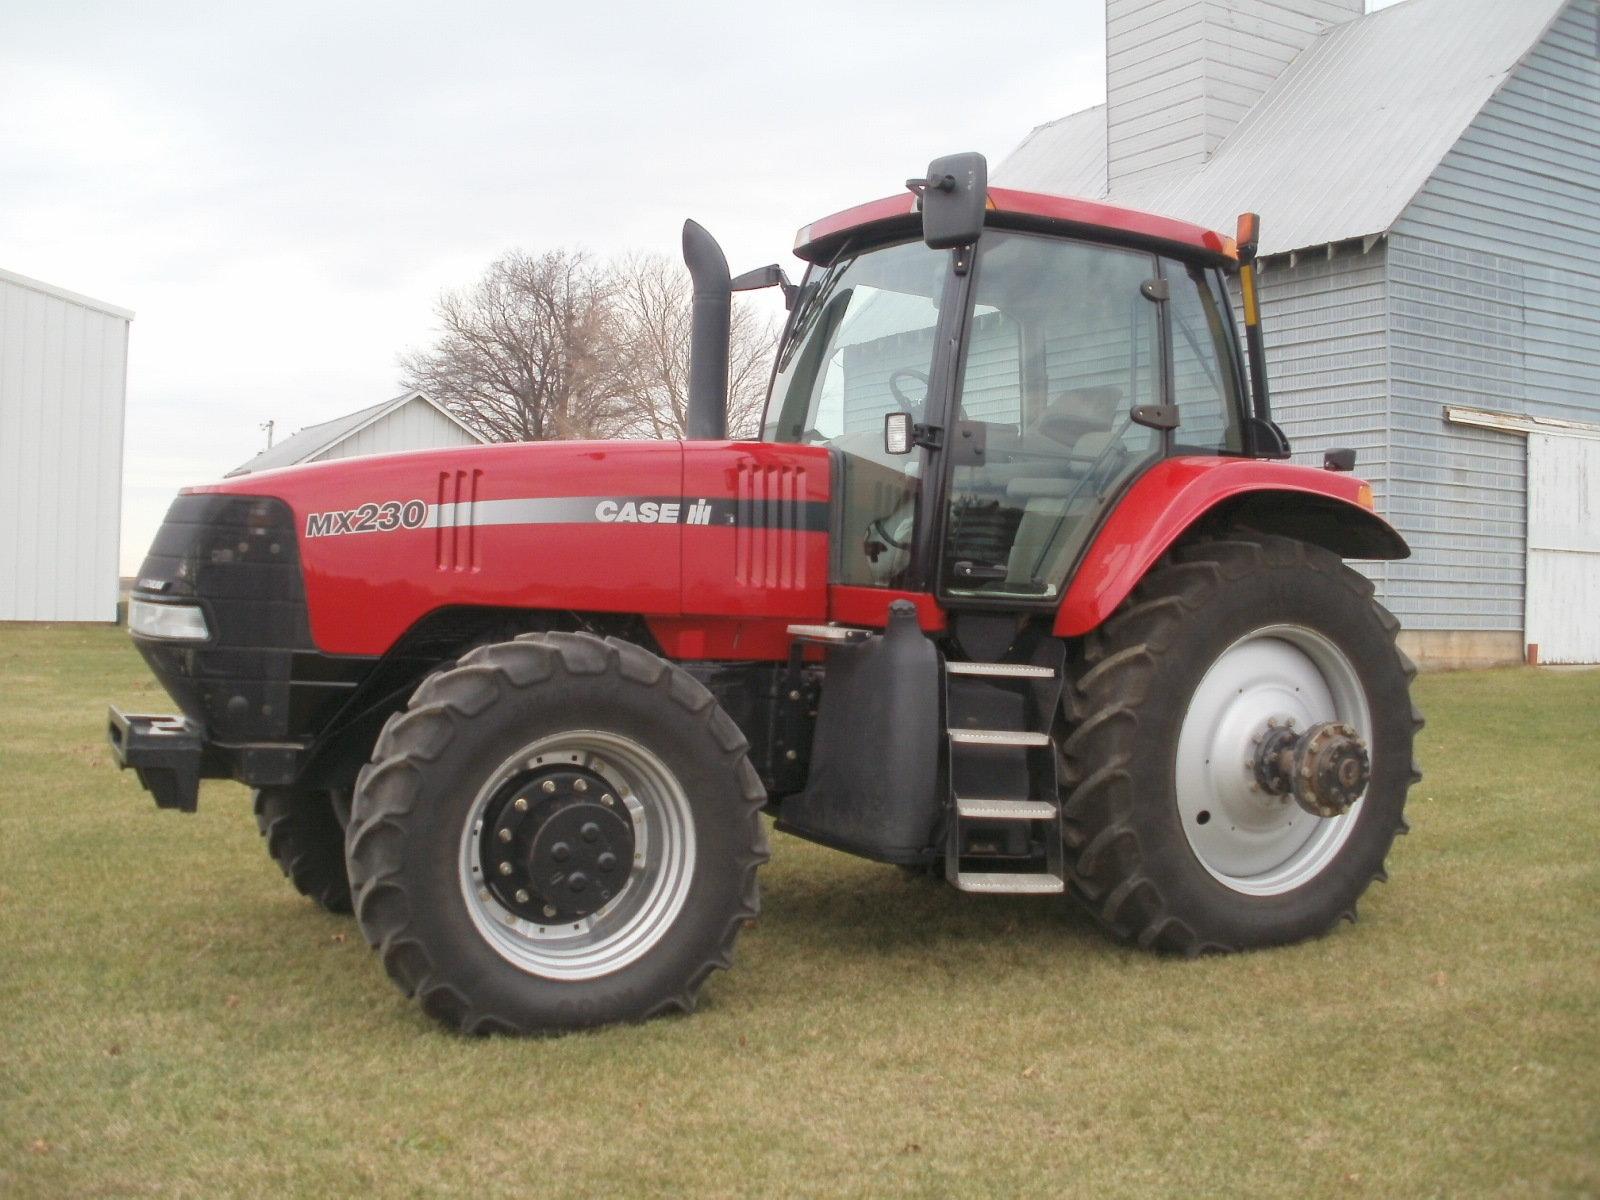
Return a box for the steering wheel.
[889,368,930,415]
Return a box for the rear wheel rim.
[1174,624,1371,896]
[459,730,696,980]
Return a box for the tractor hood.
[177,439,833,655]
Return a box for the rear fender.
[1053,457,1408,638]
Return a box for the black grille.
[134,494,324,743]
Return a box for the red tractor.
[110,154,1420,1034]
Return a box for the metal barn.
[227,390,487,477]
[998,0,1600,666]
[0,267,132,622]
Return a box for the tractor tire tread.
[253,787,353,913]
[346,631,766,1035]
[1057,529,1419,955]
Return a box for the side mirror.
[1324,447,1357,472]
[730,263,798,310]
[884,411,913,455]
[909,152,988,250]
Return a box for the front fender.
[1053,457,1408,638]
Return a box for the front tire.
[1059,532,1422,953]
[253,787,352,913]
[346,633,768,1034]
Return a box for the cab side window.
[1166,260,1245,454]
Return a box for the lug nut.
[552,842,571,863]
[497,828,512,843]
[601,794,615,807]
[543,905,557,918]
[568,872,589,893]
[580,822,600,843]
[514,888,530,904]
[788,689,801,701]
[573,778,589,793]
[513,797,529,812]
[498,862,513,876]
[785,749,798,761]
[541,779,557,794]
[598,852,617,872]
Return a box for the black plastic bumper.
[108,707,205,813]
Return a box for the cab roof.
[793,186,1237,266]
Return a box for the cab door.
[936,231,1245,605]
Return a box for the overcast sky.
[1,0,1399,572]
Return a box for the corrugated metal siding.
[0,272,130,621]
[310,398,480,463]
[1227,246,1393,590]
[1105,0,1360,191]
[1200,0,1364,151]
[1385,0,1600,632]
[1106,0,1210,189]
[1001,0,1569,257]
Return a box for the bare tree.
[399,250,627,442]
[606,252,778,440]
[402,248,779,444]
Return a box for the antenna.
[260,419,275,449]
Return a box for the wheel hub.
[1252,719,1370,818]
[480,767,635,921]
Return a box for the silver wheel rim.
[459,730,696,981]
[1174,624,1370,896]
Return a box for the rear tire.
[346,633,768,1035]
[253,787,353,914]
[1058,532,1422,953]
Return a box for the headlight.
[128,598,210,642]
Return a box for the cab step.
[954,797,1057,820]
[948,729,1051,747]
[945,661,1056,679]
[953,872,1065,895]
[942,647,1068,896]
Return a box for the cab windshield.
[764,239,950,587]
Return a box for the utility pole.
[260,419,275,449]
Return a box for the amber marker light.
[1357,484,1376,511]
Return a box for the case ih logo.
[594,499,714,525]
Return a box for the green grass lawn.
[1,624,1596,1198]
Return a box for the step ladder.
[943,654,1067,894]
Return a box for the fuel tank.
[183,439,833,656]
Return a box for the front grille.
[134,494,323,742]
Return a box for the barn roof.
[0,265,134,320]
[227,390,484,476]
[995,0,1571,258]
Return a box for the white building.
[228,390,486,476]
[998,0,1599,666]
[0,267,132,622]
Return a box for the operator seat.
[1004,385,1126,588]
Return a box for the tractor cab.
[758,154,1260,612]
[768,201,1244,605]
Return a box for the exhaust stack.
[681,220,731,441]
